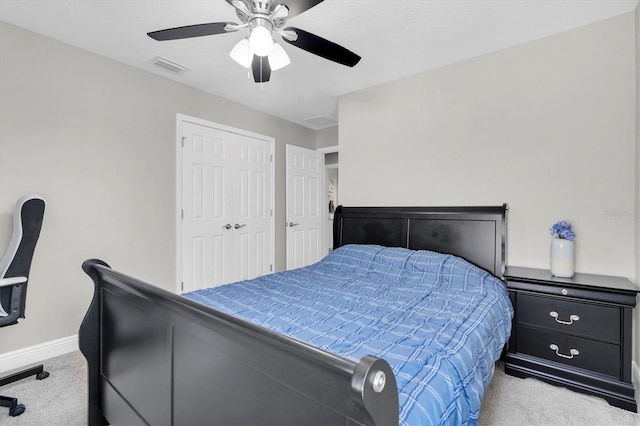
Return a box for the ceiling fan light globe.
[269,43,290,71]
[230,38,251,68]
[249,25,273,57]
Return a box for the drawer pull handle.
[549,311,579,325]
[549,344,579,359]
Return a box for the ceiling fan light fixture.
[268,43,290,71]
[249,25,273,57]
[230,37,251,68]
[149,0,361,83]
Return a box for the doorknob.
[287,222,299,227]
[222,224,232,230]
[234,223,247,229]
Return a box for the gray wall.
[0,21,315,353]
[340,12,638,364]
[315,126,338,149]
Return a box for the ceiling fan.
[147,0,361,83]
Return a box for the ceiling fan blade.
[274,0,325,18]
[282,27,361,67]
[147,22,235,41]
[252,55,272,83]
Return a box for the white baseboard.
[0,334,78,373]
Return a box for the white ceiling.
[0,0,637,129]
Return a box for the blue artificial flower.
[550,221,575,241]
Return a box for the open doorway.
[318,146,338,255]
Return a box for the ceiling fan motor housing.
[249,1,272,15]
[236,0,286,33]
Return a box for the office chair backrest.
[0,194,45,326]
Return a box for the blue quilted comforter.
[183,244,513,425]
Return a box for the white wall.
[339,13,636,281]
[0,21,315,353]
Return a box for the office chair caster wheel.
[36,371,49,380]
[9,404,25,417]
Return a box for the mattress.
[183,244,513,425]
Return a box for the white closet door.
[181,120,272,291]
[286,145,323,270]
[182,122,235,290]
[234,134,272,281]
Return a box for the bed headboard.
[333,204,508,278]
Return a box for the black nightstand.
[504,266,639,412]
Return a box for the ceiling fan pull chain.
[247,46,251,80]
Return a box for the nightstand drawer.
[517,293,620,342]
[516,326,620,377]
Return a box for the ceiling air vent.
[149,56,189,74]
[304,116,337,128]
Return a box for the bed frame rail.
[79,259,399,426]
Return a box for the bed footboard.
[78,259,399,426]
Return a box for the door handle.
[222,224,232,230]
[234,223,247,229]
[287,222,299,227]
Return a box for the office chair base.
[0,396,25,417]
[0,364,48,387]
[0,364,49,417]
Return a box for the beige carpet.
[479,362,640,425]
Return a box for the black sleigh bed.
[79,205,510,426]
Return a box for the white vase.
[550,238,575,278]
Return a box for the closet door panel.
[181,119,273,291]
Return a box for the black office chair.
[0,194,47,417]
